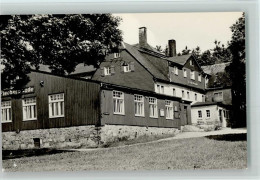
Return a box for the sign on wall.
[1,86,35,97]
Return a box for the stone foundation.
[2,125,179,150]
[99,125,180,146]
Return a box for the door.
[182,106,189,125]
[219,109,223,126]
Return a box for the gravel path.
[68,128,247,152]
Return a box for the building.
[1,27,232,150]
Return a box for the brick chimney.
[168,39,176,57]
[139,27,147,48]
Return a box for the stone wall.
[99,125,179,146]
[2,126,98,150]
[2,125,179,150]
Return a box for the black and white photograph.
[1,12,247,171]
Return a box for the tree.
[1,14,123,90]
[226,13,246,127]
[178,46,191,56]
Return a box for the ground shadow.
[2,148,73,160]
[205,133,247,142]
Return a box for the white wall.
[154,82,204,103]
[191,105,228,127]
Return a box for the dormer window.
[104,67,111,75]
[173,66,178,75]
[183,69,187,78]
[190,70,195,80]
[114,53,120,58]
[198,74,202,82]
[123,64,130,72]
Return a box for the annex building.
[1,27,232,150]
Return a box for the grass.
[2,134,247,171]
[101,133,176,148]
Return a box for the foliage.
[1,14,122,90]
[226,13,246,127]
[207,71,232,88]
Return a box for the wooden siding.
[2,71,101,132]
[91,50,155,91]
[100,89,190,128]
[169,56,206,90]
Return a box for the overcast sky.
[114,12,243,53]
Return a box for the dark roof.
[124,43,169,81]
[191,101,230,108]
[132,43,164,55]
[167,54,192,66]
[33,63,96,75]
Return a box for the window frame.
[198,74,202,82]
[173,66,178,75]
[206,110,211,118]
[214,91,223,100]
[104,66,111,76]
[48,93,65,118]
[149,97,158,118]
[190,70,195,80]
[123,64,131,72]
[165,100,174,120]
[183,69,187,78]
[114,52,120,58]
[198,110,202,119]
[1,101,12,123]
[22,97,37,121]
[134,94,145,117]
[113,91,125,115]
[195,93,197,101]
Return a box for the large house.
[1,27,232,150]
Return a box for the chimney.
[168,39,176,57]
[139,27,147,48]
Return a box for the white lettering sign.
[1,87,34,97]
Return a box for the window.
[104,67,111,76]
[198,110,202,118]
[182,90,185,98]
[190,70,195,80]
[187,91,190,99]
[161,86,164,94]
[198,74,202,82]
[173,66,178,75]
[223,110,226,118]
[214,92,223,100]
[206,110,210,118]
[156,85,164,94]
[49,93,64,118]
[165,100,173,119]
[202,95,205,102]
[113,91,124,115]
[190,60,194,66]
[114,53,120,58]
[157,85,160,93]
[134,95,144,116]
[123,64,130,72]
[195,93,197,101]
[183,69,187,77]
[173,88,176,96]
[1,101,12,123]
[23,97,37,121]
[149,98,158,118]
[174,106,179,118]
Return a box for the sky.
[114,12,243,53]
